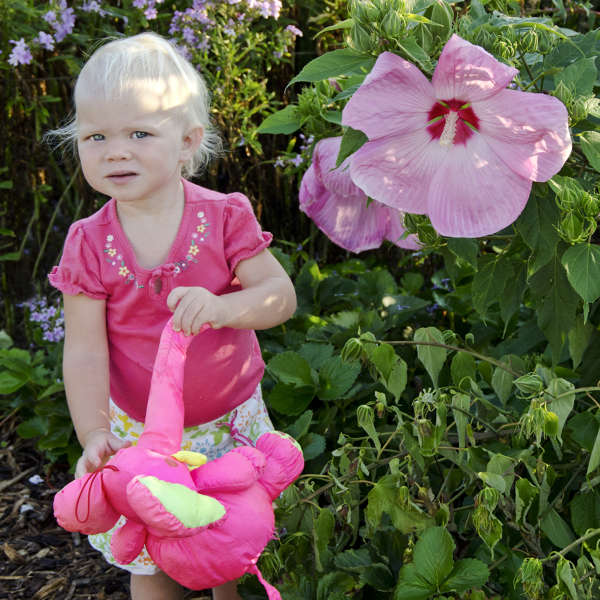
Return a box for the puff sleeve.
[48,223,108,299]
[223,193,273,274]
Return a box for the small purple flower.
[8,39,33,66]
[133,0,146,7]
[182,26,197,45]
[291,154,304,167]
[145,7,158,19]
[285,25,303,37]
[43,10,57,25]
[37,31,55,51]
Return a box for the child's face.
[76,85,200,206]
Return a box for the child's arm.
[62,293,128,477]
[167,249,296,335]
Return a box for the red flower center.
[426,99,480,146]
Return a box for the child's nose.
[106,141,132,161]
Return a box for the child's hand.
[75,429,130,478]
[167,286,227,335]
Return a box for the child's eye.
[132,131,149,139]
[89,134,104,141]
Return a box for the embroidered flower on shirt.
[104,234,144,288]
[188,243,200,256]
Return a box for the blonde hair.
[47,32,222,176]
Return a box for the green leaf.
[289,49,375,85]
[414,327,447,387]
[302,432,326,460]
[541,508,575,548]
[441,558,490,593]
[556,557,579,600]
[336,127,368,168]
[359,563,395,591]
[366,475,433,534]
[0,370,27,394]
[487,454,515,494]
[555,57,597,96]
[570,492,600,537]
[491,363,513,406]
[318,356,360,400]
[334,548,372,571]
[515,189,560,274]
[316,571,356,600]
[396,37,433,71]
[257,105,303,134]
[394,563,434,600]
[386,359,408,401]
[472,255,512,317]
[451,352,476,388]
[447,238,479,268]
[587,426,600,476]
[561,244,600,303]
[16,416,49,439]
[529,251,579,363]
[478,472,506,493]
[268,383,314,416]
[413,526,455,587]
[316,18,353,37]
[515,478,539,525]
[500,262,527,325]
[452,393,470,449]
[299,343,334,370]
[314,508,335,571]
[568,316,593,369]
[579,131,600,173]
[267,352,316,387]
[285,410,313,440]
[566,412,599,452]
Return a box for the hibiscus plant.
[255,1,600,598]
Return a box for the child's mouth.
[107,172,138,182]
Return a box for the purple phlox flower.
[285,24,303,37]
[273,50,283,59]
[81,0,103,13]
[299,136,420,253]
[291,154,304,167]
[43,10,57,24]
[182,26,197,45]
[342,34,572,238]
[145,6,158,20]
[37,31,55,51]
[274,157,285,168]
[133,0,146,7]
[170,41,192,60]
[8,39,33,66]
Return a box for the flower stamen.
[439,112,459,147]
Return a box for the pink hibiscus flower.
[299,136,419,253]
[342,34,572,238]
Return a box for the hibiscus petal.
[427,135,532,237]
[299,137,416,253]
[475,89,572,181]
[313,137,364,199]
[342,51,435,139]
[385,207,421,250]
[349,129,445,214]
[433,34,518,103]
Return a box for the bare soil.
[0,416,210,600]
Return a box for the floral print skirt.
[88,385,274,575]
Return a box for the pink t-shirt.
[48,179,273,426]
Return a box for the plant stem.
[543,528,600,562]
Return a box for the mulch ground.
[0,416,210,600]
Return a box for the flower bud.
[381,10,405,39]
[514,557,544,599]
[520,29,538,53]
[429,0,453,36]
[570,96,588,124]
[514,373,544,396]
[558,212,585,244]
[581,192,600,218]
[493,36,516,60]
[342,337,363,361]
[350,23,376,53]
[476,486,500,510]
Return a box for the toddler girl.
[48,32,296,600]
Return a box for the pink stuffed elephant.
[53,318,304,598]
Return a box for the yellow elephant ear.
[172,450,207,467]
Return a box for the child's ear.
[180,127,204,161]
